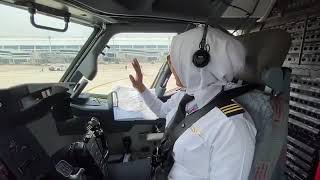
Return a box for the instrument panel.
[0,83,74,180]
[0,127,51,180]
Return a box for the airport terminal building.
[0,33,173,64]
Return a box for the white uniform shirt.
[140,89,257,180]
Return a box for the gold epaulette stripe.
[220,103,239,111]
[223,107,243,115]
[221,105,241,112]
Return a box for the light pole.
[48,36,52,54]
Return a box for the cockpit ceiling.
[0,0,275,26]
[62,0,274,21]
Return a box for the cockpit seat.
[234,29,291,180]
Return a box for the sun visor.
[235,29,291,87]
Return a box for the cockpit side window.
[0,4,93,89]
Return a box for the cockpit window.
[0,4,93,88]
[84,33,176,94]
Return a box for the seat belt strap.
[164,94,194,135]
[154,92,224,173]
[152,84,258,179]
[165,84,258,144]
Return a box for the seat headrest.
[235,29,291,85]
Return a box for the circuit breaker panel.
[261,1,320,179]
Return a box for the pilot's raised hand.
[129,58,146,93]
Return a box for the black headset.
[192,24,211,68]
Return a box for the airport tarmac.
[0,63,176,94]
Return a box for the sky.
[0,3,180,47]
[0,4,93,38]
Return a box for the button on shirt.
[140,89,257,180]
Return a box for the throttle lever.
[70,168,86,180]
[55,160,87,180]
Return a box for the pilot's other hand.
[129,58,146,93]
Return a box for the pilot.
[129,26,257,180]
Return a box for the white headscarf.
[170,26,246,108]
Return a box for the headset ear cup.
[192,50,210,68]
